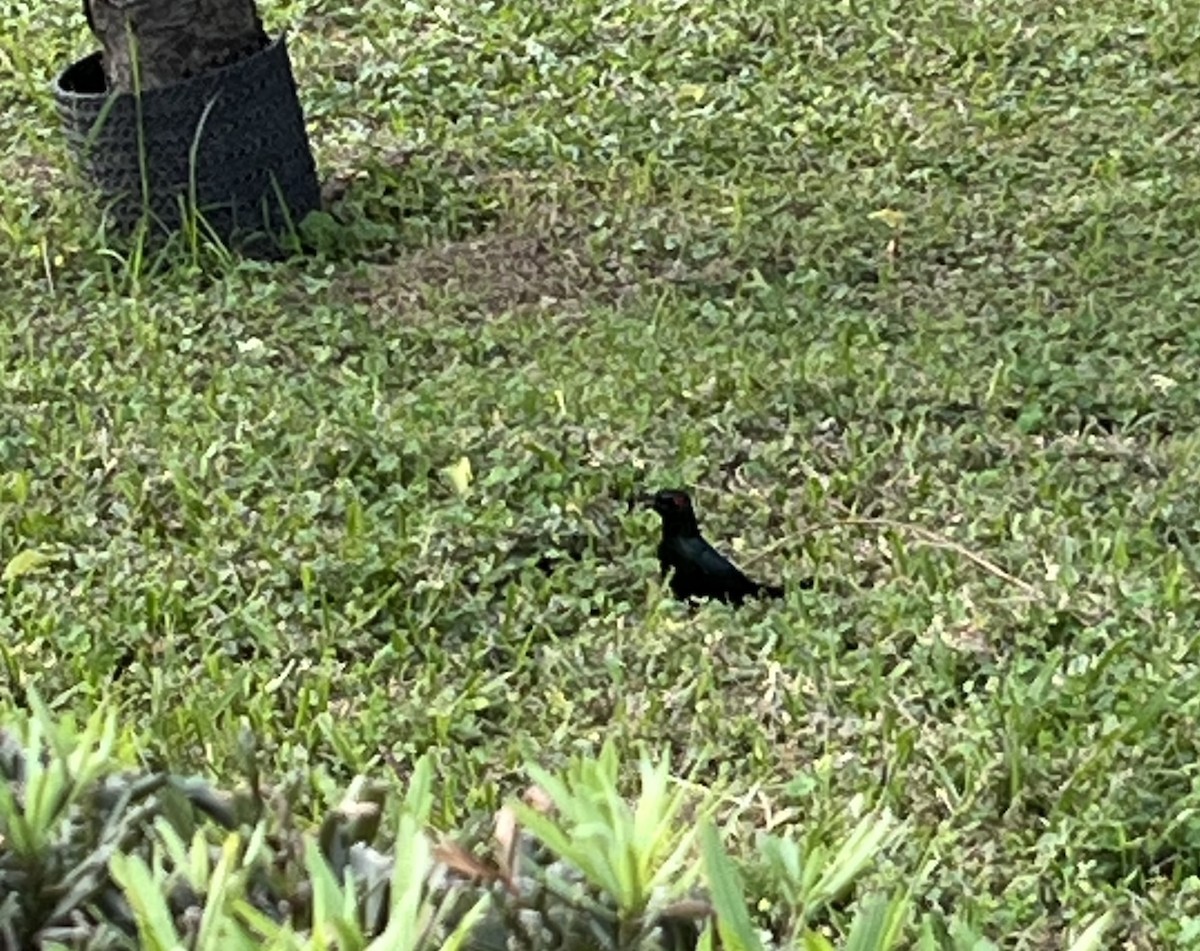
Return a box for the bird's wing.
[679,537,759,592]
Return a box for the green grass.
[5,0,1200,944]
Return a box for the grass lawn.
[5,0,1200,944]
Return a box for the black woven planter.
[53,33,320,254]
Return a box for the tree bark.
[84,0,269,93]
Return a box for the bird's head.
[640,488,701,534]
[648,488,692,515]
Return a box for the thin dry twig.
[836,511,1042,601]
[824,496,1111,627]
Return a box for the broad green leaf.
[443,456,472,496]
[243,819,269,868]
[843,893,907,951]
[371,805,436,951]
[515,744,702,917]
[868,208,906,229]
[0,780,35,855]
[432,892,492,951]
[2,548,53,581]
[305,837,366,951]
[235,899,304,949]
[699,819,762,951]
[151,817,191,881]
[20,717,67,853]
[196,832,241,950]
[109,852,185,951]
[403,754,434,823]
[68,706,118,795]
[915,915,940,951]
[1067,911,1114,951]
[804,811,897,921]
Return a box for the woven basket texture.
[54,33,320,248]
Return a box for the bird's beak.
[626,490,655,513]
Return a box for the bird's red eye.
[673,496,688,508]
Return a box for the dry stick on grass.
[821,496,1111,627]
[832,509,1042,601]
[741,508,1038,599]
[734,481,1107,626]
[695,473,1106,625]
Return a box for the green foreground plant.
[5,0,1200,944]
[0,701,1111,949]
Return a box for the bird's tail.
[761,584,785,599]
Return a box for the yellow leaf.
[443,456,473,496]
[678,83,706,102]
[554,388,566,415]
[3,549,53,582]
[868,208,906,229]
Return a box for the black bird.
[641,488,786,606]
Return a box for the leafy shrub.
[0,697,1112,950]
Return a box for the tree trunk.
[84,0,269,93]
